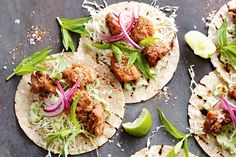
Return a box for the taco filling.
[78,1,179,103]
[14,51,125,156]
[189,71,236,156]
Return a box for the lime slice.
[122,108,152,137]
[184,31,216,59]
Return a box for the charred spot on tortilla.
[198,135,209,145]
[158,144,164,155]
[200,108,208,116]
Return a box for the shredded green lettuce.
[216,124,236,154]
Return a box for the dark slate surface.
[0,0,229,157]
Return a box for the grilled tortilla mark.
[219,14,225,22]
[105,113,122,128]
[198,135,209,145]
[200,108,208,116]
[158,145,164,155]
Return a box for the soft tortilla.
[79,1,180,103]
[130,145,195,157]
[15,52,125,155]
[188,71,235,157]
[209,0,236,84]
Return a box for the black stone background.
[0,0,229,156]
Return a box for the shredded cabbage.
[216,124,236,154]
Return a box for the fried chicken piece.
[105,13,122,36]
[228,85,236,101]
[62,64,97,89]
[75,90,105,136]
[130,16,154,43]
[143,42,170,67]
[30,72,57,94]
[229,8,236,24]
[203,111,231,134]
[110,54,141,83]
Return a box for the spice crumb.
[14,19,20,24]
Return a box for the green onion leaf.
[92,42,111,49]
[112,42,138,53]
[61,130,80,157]
[71,96,81,130]
[166,147,176,157]
[218,20,228,47]
[139,37,160,47]
[136,52,154,80]
[183,137,189,157]
[6,47,53,80]
[61,27,75,52]
[126,52,138,69]
[157,108,185,139]
[51,54,67,78]
[111,44,123,64]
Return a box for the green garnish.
[139,37,159,47]
[59,17,90,36]
[92,42,153,80]
[136,52,154,80]
[92,42,111,49]
[70,96,81,130]
[157,108,192,157]
[157,108,185,139]
[126,51,138,69]
[57,17,90,52]
[218,20,236,68]
[111,44,123,64]
[6,47,53,81]
[50,53,67,78]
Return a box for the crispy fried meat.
[143,42,170,67]
[62,64,97,89]
[228,85,236,101]
[105,13,122,36]
[203,111,231,134]
[130,16,154,43]
[30,72,57,94]
[110,54,141,83]
[75,90,105,136]
[229,8,236,24]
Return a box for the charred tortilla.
[79,1,179,103]
[15,52,125,155]
[188,71,234,157]
[209,0,236,84]
[130,145,195,157]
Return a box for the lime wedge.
[122,108,152,137]
[184,31,216,59]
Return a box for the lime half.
[184,31,216,59]
[122,108,152,137]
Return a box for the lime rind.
[122,108,152,137]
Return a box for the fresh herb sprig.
[218,20,236,68]
[92,42,154,80]
[57,17,90,52]
[6,47,54,81]
[139,37,160,47]
[50,53,67,78]
[157,108,192,157]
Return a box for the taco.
[188,71,236,156]
[78,1,179,103]
[15,52,125,156]
[130,145,195,157]
[209,0,236,84]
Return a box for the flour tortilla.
[188,71,235,157]
[209,0,236,84]
[79,1,180,103]
[15,52,125,155]
[130,145,196,157]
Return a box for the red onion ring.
[118,12,142,49]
